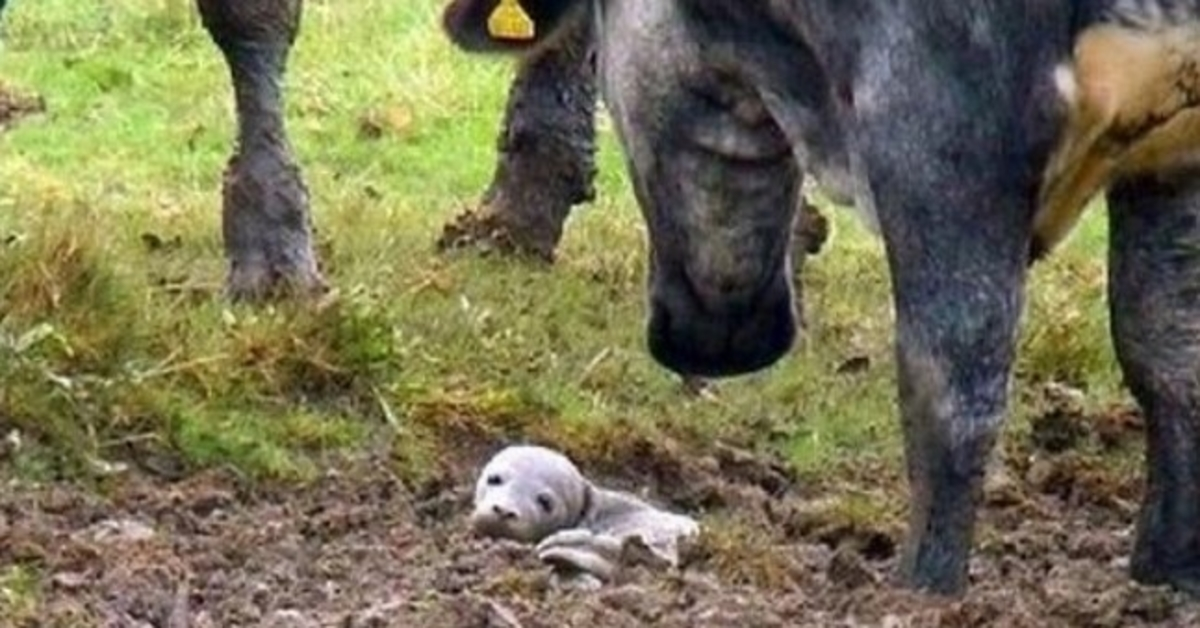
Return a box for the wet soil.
[3,403,1199,627]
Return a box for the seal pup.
[470,444,699,582]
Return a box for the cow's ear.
[442,0,585,53]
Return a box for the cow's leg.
[196,0,326,301]
[858,104,1033,596]
[884,181,1028,596]
[1108,171,1200,596]
[438,13,596,262]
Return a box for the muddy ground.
[4,397,1200,628]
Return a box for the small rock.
[51,572,89,590]
[599,584,662,623]
[481,598,524,628]
[983,458,1024,507]
[1,429,22,458]
[551,571,604,591]
[346,599,406,628]
[86,456,130,477]
[84,518,156,544]
[1044,381,1086,406]
[265,609,315,628]
[1025,456,1062,494]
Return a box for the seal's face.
[470,445,589,542]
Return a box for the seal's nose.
[492,504,518,520]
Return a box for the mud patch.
[0,85,45,128]
[2,432,1199,626]
[437,203,557,263]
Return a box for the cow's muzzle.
[647,265,796,377]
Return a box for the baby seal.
[470,444,699,582]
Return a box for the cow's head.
[444,0,808,377]
[442,0,588,53]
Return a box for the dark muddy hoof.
[225,262,328,303]
[893,565,968,599]
[1132,564,1200,598]
[895,532,971,598]
[437,205,557,263]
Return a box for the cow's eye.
[536,493,555,513]
[486,474,503,486]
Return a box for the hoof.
[436,205,557,263]
[1133,564,1200,598]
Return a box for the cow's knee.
[1108,172,1200,596]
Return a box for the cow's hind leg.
[1109,171,1200,596]
[196,0,326,301]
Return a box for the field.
[2,1,1199,625]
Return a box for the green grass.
[0,0,1132,487]
[0,563,41,624]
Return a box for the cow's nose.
[647,265,796,377]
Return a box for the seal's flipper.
[537,528,623,580]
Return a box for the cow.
[441,0,1200,597]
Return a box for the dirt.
[0,85,45,128]
[437,204,552,263]
[3,408,1200,628]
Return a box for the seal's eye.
[486,474,503,487]
[535,493,554,513]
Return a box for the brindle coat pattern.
[443,0,1200,597]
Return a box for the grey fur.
[470,445,699,581]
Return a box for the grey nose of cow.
[647,267,796,377]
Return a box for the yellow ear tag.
[487,0,536,41]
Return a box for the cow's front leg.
[1109,172,1200,596]
[438,11,597,262]
[859,113,1033,597]
[196,0,326,301]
